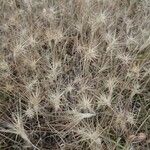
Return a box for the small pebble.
[137,133,146,141]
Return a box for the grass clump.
[0,0,150,149]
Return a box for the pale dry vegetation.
[0,0,150,149]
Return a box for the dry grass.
[0,0,150,149]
